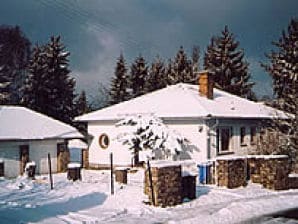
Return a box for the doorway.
[19,145,29,175]
[57,143,70,172]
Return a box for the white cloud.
[72,24,123,95]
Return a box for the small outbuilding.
[0,106,83,178]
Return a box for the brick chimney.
[198,70,214,99]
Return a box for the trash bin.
[67,163,81,181]
[198,163,211,184]
[0,160,4,177]
[182,175,196,200]
[115,167,128,184]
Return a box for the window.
[250,127,257,144]
[240,127,246,145]
[99,134,110,149]
[221,128,230,151]
[216,127,234,154]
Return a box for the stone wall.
[260,156,290,190]
[144,162,182,207]
[247,156,265,183]
[216,158,247,188]
[216,155,291,190]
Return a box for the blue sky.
[1,0,297,98]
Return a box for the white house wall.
[0,140,60,178]
[29,140,59,174]
[164,119,207,163]
[88,122,133,166]
[0,143,19,178]
[88,119,208,166]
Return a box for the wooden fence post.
[110,153,114,195]
[147,160,155,206]
[48,153,53,190]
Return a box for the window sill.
[217,151,235,156]
[241,144,247,147]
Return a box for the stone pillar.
[67,163,82,181]
[115,168,128,184]
[144,163,182,207]
[247,156,264,183]
[217,158,247,188]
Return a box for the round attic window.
[99,134,110,149]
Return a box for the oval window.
[99,134,109,149]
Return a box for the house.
[0,106,83,178]
[75,71,287,168]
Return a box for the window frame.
[216,126,234,155]
[98,133,110,149]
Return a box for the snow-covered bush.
[116,114,188,162]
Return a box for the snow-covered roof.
[0,106,83,140]
[75,83,288,122]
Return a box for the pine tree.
[22,36,76,124]
[192,45,200,74]
[165,59,176,85]
[0,25,31,104]
[129,55,148,98]
[145,56,167,92]
[262,19,298,114]
[75,90,90,116]
[261,19,298,171]
[204,26,255,99]
[109,53,130,105]
[45,36,76,123]
[173,46,194,84]
[74,90,90,135]
[22,45,47,111]
[0,65,11,104]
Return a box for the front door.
[19,145,29,175]
[57,143,69,172]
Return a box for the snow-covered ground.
[0,169,298,224]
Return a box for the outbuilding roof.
[0,106,83,140]
[75,83,288,122]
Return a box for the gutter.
[206,117,219,160]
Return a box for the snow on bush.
[116,114,188,160]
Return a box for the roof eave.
[0,135,84,142]
[77,114,286,123]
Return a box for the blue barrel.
[198,163,210,184]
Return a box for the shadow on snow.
[196,185,211,198]
[0,192,107,223]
